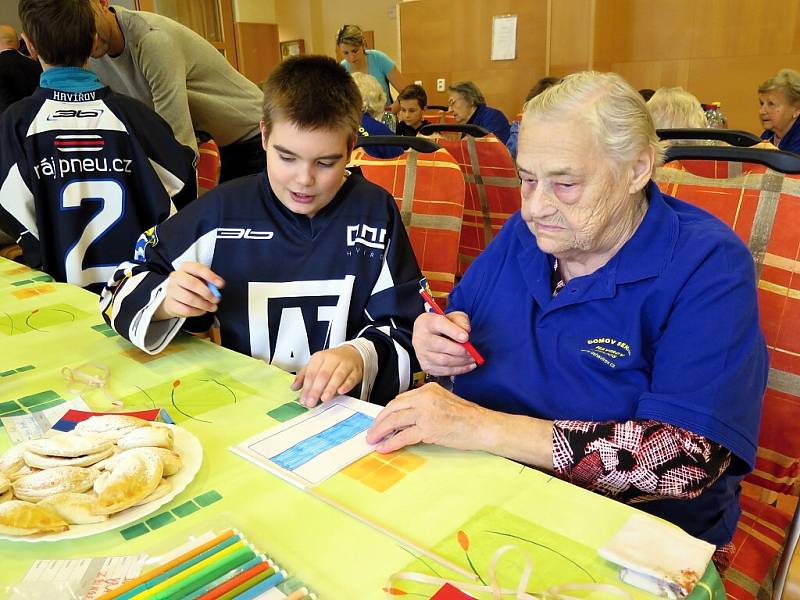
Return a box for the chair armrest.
[783,545,800,600]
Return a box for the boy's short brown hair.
[397,84,427,110]
[262,55,361,141]
[19,0,95,67]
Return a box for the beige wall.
[275,0,313,47]
[233,0,276,23]
[400,0,800,133]
[400,0,548,117]
[592,0,800,133]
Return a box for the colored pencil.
[285,589,309,600]
[194,559,272,600]
[97,530,237,600]
[207,282,222,298]
[136,540,247,599]
[127,538,245,599]
[418,287,485,365]
[231,569,287,600]
[152,545,256,600]
[214,566,276,600]
[187,557,271,600]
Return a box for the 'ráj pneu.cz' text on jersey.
[0,84,196,293]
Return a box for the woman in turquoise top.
[337,24,408,108]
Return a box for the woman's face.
[448,93,474,123]
[339,43,364,65]
[517,117,648,262]
[759,89,800,138]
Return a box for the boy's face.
[261,120,352,219]
[399,99,424,128]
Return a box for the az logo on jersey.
[46,109,104,120]
[347,224,386,250]
[216,228,274,240]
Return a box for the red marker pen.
[418,288,485,366]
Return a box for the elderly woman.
[351,72,402,159]
[759,69,800,152]
[337,25,407,107]
[368,71,767,572]
[447,81,510,144]
[647,86,708,129]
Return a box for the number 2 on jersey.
[60,180,124,287]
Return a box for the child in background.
[0,0,195,293]
[101,56,424,407]
[396,84,430,137]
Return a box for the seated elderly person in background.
[447,81,510,144]
[647,86,707,130]
[507,76,561,159]
[351,72,403,159]
[759,68,800,153]
[368,71,767,573]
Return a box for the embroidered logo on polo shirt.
[581,337,632,369]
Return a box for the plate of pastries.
[0,415,202,541]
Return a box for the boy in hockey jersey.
[102,55,425,407]
[0,0,195,293]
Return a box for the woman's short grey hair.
[336,24,364,48]
[758,69,800,105]
[647,86,707,129]
[351,72,386,119]
[447,81,485,107]
[523,71,665,175]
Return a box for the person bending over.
[337,24,408,112]
[101,56,425,407]
[88,0,264,181]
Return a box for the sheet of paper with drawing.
[231,396,382,487]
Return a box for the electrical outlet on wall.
[436,78,446,92]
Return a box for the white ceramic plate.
[2,424,203,542]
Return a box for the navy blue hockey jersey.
[101,171,424,404]
[0,85,195,293]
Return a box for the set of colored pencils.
[96,529,316,600]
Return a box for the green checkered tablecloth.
[0,258,725,599]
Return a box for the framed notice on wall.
[280,39,305,61]
[491,14,517,61]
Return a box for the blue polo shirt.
[467,104,511,144]
[761,116,800,153]
[449,181,767,546]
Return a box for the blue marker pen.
[207,282,222,299]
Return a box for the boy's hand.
[291,345,364,407]
[153,262,224,320]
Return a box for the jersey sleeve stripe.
[128,279,185,353]
[0,163,38,238]
[148,158,188,200]
[371,239,395,296]
[171,229,218,270]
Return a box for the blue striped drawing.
[271,412,373,471]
